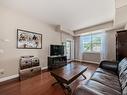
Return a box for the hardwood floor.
[0,62,99,95]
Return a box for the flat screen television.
[50,45,64,56]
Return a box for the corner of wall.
[125,24,127,29]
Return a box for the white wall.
[106,30,116,61]
[115,0,127,8]
[125,24,127,29]
[75,21,113,36]
[0,7,73,79]
[115,5,127,27]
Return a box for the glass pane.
[66,41,71,59]
[92,33,102,43]
[82,35,91,43]
[84,43,91,52]
[92,43,101,52]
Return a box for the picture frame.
[17,29,42,49]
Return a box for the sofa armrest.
[73,85,103,95]
[99,61,118,72]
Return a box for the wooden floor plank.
[0,62,99,95]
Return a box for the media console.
[48,56,67,70]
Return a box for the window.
[82,32,103,52]
[66,41,71,60]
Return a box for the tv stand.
[48,56,67,70]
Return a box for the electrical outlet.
[0,69,4,75]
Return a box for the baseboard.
[82,60,100,64]
[73,59,100,64]
[41,66,48,70]
[0,67,48,83]
[0,74,19,83]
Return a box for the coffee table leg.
[65,85,72,95]
[52,78,72,95]
[82,74,86,79]
[60,83,71,95]
[52,81,59,86]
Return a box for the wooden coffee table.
[50,62,88,95]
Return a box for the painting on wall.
[17,29,42,49]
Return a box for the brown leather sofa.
[73,59,127,95]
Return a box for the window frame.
[82,32,102,53]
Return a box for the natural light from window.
[82,32,104,52]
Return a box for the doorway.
[66,40,71,60]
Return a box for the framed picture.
[17,29,42,49]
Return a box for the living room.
[0,0,127,95]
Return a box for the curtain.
[77,31,108,61]
[100,31,108,61]
[79,36,84,60]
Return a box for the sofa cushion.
[122,86,127,95]
[118,58,127,76]
[118,58,127,91]
[85,80,121,95]
[119,69,127,89]
[96,68,117,76]
[90,71,121,92]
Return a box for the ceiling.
[116,0,127,8]
[0,0,115,31]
